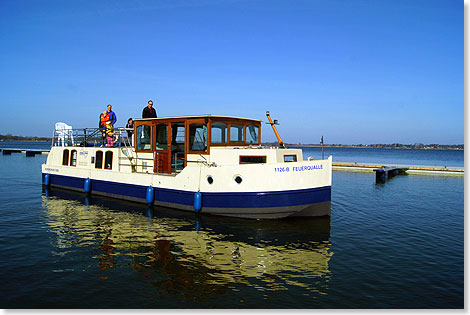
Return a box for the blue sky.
[0,0,462,144]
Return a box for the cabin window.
[240,155,266,164]
[246,125,259,144]
[104,151,113,169]
[189,123,207,152]
[70,150,77,166]
[284,155,297,162]
[95,151,103,169]
[171,124,185,147]
[230,124,244,142]
[171,124,185,172]
[62,149,69,166]
[155,124,168,150]
[136,125,152,151]
[211,122,227,144]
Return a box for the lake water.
[296,146,464,168]
[0,143,464,308]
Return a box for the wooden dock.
[373,166,408,182]
[0,148,49,156]
[333,162,464,176]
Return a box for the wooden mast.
[266,111,285,148]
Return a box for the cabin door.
[171,123,185,173]
[153,124,171,174]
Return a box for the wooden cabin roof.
[133,115,262,123]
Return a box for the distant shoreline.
[263,143,464,150]
[0,138,51,142]
[0,134,51,142]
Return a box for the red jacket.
[99,113,109,128]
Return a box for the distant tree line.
[0,134,51,142]
[347,143,464,150]
[262,142,464,150]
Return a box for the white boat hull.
[42,146,332,219]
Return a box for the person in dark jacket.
[126,118,134,145]
[142,100,157,118]
[126,118,134,138]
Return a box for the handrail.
[52,127,132,148]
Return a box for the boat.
[41,112,332,219]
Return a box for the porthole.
[207,176,214,184]
[234,175,242,184]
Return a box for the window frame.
[135,122,153,152]
[229,124,245,144]
[187,120,208,154]
[210,121,228,145]
[239,155,267,164]
[154,123,169,151]
[284,155,297,162]
[70,150,77,167]
[62,149,69,166]
[209,118,261,147]
[246,124,260,145]
[104,151,113,170]
[95,150,103,169]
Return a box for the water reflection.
[42,188,333,299]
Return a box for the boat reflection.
[42,188,333,298]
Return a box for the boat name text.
[274,165,323,173]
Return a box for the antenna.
[266,111,285,148]
[321,136,324,160]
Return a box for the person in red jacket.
[99,110,109,146]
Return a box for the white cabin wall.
[196,156,332,193]
[274,149,303,163]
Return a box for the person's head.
[128,118,133,124]
[107,104,112,112]
[102,110,107,115]
[147,100,153,108]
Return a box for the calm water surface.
[298,146,464,168]
[0,145,464,308]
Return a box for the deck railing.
[52,127,133,148]
[52,127,188,174]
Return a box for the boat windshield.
[211,122,227,144]
[136,125,151,150]
[189,123,207,152]
[246,125,259,144]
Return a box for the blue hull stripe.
[43,173,331,208]
[201,188,331,208]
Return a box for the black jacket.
[142,106,157,118]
